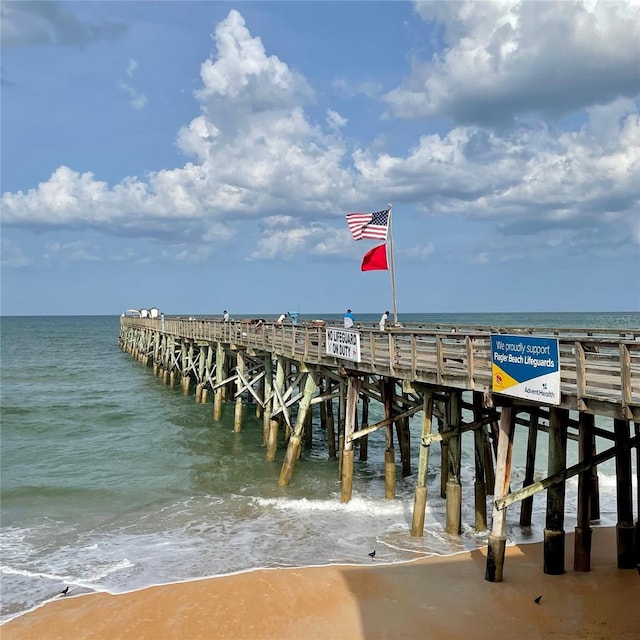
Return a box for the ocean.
[1,312,638,623]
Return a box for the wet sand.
[3,527,638,640]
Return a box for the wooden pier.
[119,316,640,581]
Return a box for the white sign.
[325,328,361,363]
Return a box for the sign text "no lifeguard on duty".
[325,328,361,363]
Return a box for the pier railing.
[120,317,640,419]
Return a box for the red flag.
[361,243,388,271]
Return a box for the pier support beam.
[472,392,488,533]
[613,418,635,569]
[233,351,244,432]
[574,412,594,571]
[544,407,568,575]
[278,367,317,486]
[213,344,225,421]
[340,376,360,503]
[519,407,540,527]
[486,406,515,582]
[266,357,285,462]
[635,422,640,565]
[359,391,369,461]
[262,355,273,446]
[411,390,434,536]
[382,378,396,499]
[445,392,462,535]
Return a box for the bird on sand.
[368,550,376,560]
[534,595,542,604]
[59,587,69,597]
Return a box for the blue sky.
[1,1,639,317]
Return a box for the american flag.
[345,209,389,241]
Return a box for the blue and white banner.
[491,334,560,405]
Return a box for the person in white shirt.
[379,310,389,331]
[276,312,288,326]
[223,310,230,322]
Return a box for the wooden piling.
[445,392,462,535]
[262,355,273,446]
[234,350,244,432]
[359,393,369,461]
[383,378,396,499]
[613,418,635,569]
[635,422,640,565]
[340,376,360,503]
[544,407,568,575]
[395,388,411,478]
[574,412,594,571]
[266,356,285,462]
[278,367,317,486]
[472,392,487,533]
[589,431,601,521]
[326,398,336,460]
[520,407,540,527]
[485,406,515,582]
[411,391,434,536]
[213,344,224,421]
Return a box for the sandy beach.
[2,527,638,640]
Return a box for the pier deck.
[119,317,640,581]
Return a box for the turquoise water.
[1,313,638,622]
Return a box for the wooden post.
[544,407,568,575]
[472,391,487,533]
[613,418,635,569]
[256,373,264,419]
[279,367,317,486]
[397,389,411,478]
[484,424,496,495]
[445,392,462,535]
[589,431,601,521]
[635,422,640,565]
[263,355,273,446]
[326,397,336,460]
[319,377,327,431]
[359,393,369,461]
[486,406,515,582]
[383,377,396,499]
[634,422,640,567]
[194,345,204,396]
[574,412,594,571]
[338,381,346,476]
[200,388,208,404]
[213,343,225,421]
[520,407,540,527]
[411,390,434,536]
[439,405,449,500]
[266,356,285,462]
[341,376,360,503]
[233,350,244,432]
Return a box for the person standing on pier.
[379,310,389,331]
[223,310,229,322]
[275,312,288,326]
[344,309,354,328]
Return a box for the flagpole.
[387,203,398,325]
